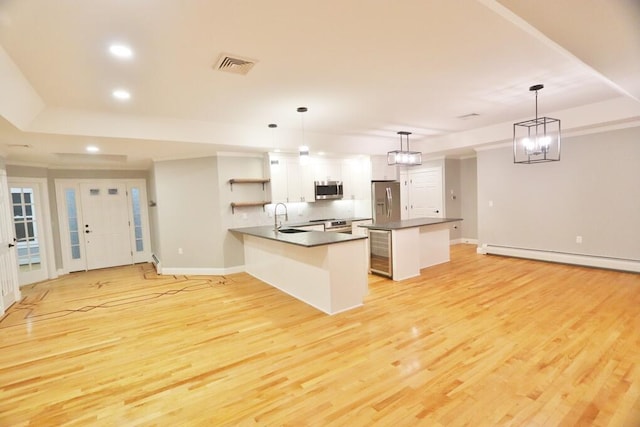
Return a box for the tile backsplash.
[227,199,368,229]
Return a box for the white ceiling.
[0,0,639,169]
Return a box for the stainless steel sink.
[278,228,310,234]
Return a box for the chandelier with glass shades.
[387,131,422,166]
[513,84,561,164]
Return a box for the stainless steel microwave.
[314,181,343,200]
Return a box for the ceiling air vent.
[457,113,479,120]
[214,53,257,75]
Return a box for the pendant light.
[513,84,561,164]
[297,107,309,163]
[268,123,279,152]
[387,131,422,166]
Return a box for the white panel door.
[56,179,151,273]
[0,171,20,313]
[409,167,443,219]
[80,182,133,270]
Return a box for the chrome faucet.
[274,203,288,230]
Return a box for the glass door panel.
[11,187,42,275]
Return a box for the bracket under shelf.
[230,201,271,214]
[229,178,270,191]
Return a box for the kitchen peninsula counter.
[230,226,368,315]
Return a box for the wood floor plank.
[1,245,639,425]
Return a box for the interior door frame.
[55,178,152,273]
[1,169,20,314]
[406,165,444,219]
[8,177,57,285]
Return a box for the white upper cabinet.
[370,155,397,181]
[313,158,342,182]
[287,159,315,203]
[268,156,288,203]
[268,154,372,204]
[342,157,371,200]
[267,154,314,203]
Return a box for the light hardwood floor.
[1,245,639,426]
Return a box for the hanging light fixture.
[268,123,280,152]
[297,107,310,163]
[513,84,561,164]
[387,131,422,166]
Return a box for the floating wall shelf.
[229,178,271,213]
[229,178,270,191]
[230,201,271,214]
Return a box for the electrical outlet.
[576,236,582,244]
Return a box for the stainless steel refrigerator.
[371,181,401,224]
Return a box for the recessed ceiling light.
[112,89,131,100]
[86,146,100,153]
[109,44,133,59]
[273,149,281,153]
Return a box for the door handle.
[85,230,92,234]
[8,243,15,248]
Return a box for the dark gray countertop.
[359,217,462,231]
[229,226,368,248]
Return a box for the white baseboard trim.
[451,238,478,245]
[482,244,640,273]
[160,265,245,276]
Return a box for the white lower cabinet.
[351,219,372,236]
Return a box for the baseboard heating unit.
[151,254,161,274]
[480,244,640,273]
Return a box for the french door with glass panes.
[55,179,151,272]
[9,180,54,285]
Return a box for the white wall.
[217,155,267,268]
[445,159,462,240]
[445,157,478,242]
[460,157,478,240]
[153,156,223,269]
[477,126,640,261]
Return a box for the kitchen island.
[229,226,368,315]
[360,217,462,281]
